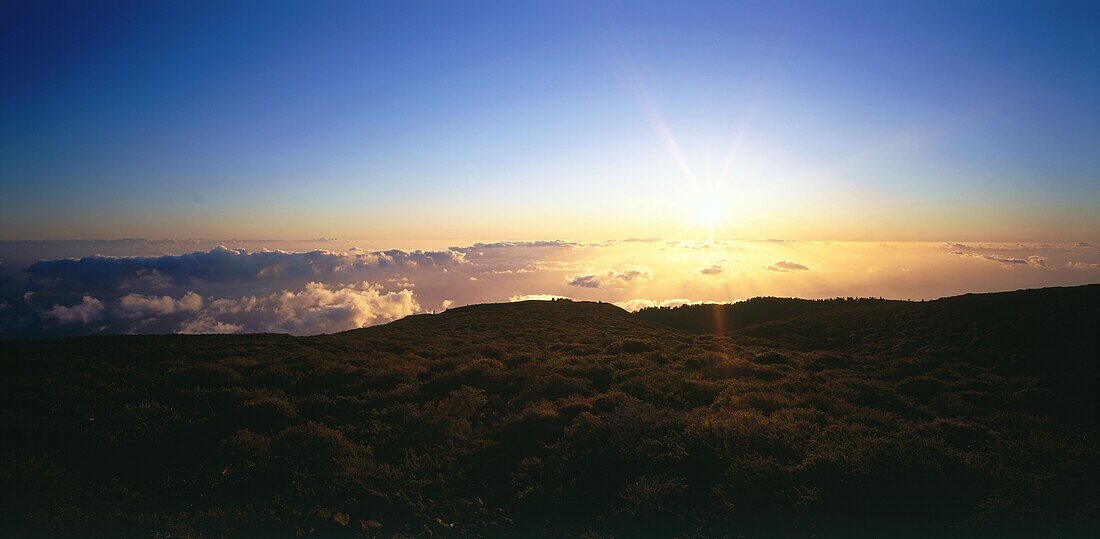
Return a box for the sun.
[687,194,729,241]
[696,198,725,228]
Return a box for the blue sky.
[2,0,1098,241]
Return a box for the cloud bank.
[26,246,466,293]
[2,239,1097,338]
[200,281,419,335]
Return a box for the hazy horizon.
[1,236,1096,338]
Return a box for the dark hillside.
[634,296,903,334]
[734,285,1099,358]
[319,299,683,355]
[2,288,1098,537]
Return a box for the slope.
[0,289,1097,537]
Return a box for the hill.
[1,287,1098,537]
[634,296,905,334]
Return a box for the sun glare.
[686,193,729,241]
[696,199,725,227]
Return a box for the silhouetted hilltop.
[634,296,903,334]
[736,285,1099,357]
[649,285,1099,373]
[2,286,1098,537]
[327,298,680,350]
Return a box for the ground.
[2,286,1098,537]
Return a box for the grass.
[1,286,1098,537]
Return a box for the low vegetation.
[2,286,1098,537]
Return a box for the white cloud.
[177,281,419,335]
[263,281,417,334]
[566,267,651,289]
[47,296,104,325]
[118,291,202,319]
[178,314,243,334]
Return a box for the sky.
[1,1,1098,337]
[2,0,1099,242]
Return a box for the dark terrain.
[2,285,1098,537]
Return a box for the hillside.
[633,296,906,334]
[2,287,1098,537]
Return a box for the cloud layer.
[26,245,466,292]
[2,239,1097,338]
[199,281,418,335]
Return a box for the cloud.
[567,274,602,288]
[26,246,466,293]
[23,280,420,336]
[983,255,1027,266]
[0,238,212,247]
[700,264,723,275]
[175,281,418,335]
[1066,261,1100,270]
[6,239,1098,339]
[946,242,979,252]
[665,240,734,251]
[47,296,104,325]
[765,261,809,272]
[943,242,1092,254]
[272,281,418,334]
[1026,256,1052,269]
[118,291,202,319]
[247,282,413,335]
[178,314,243,334]
[456,240,576,250]
[949,251,1052,269]
[566,267,651,289]
[372,249,467,269]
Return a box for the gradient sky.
[2,0,1099,242]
